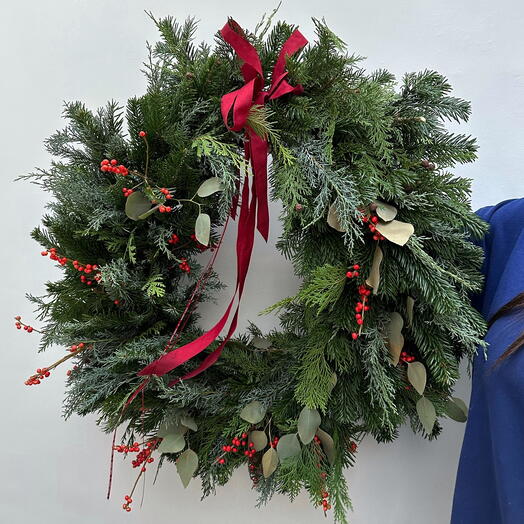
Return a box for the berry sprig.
[361,213,386,241]
[14,315,40,334]
[345,266,372,340]
[346,263,360,279]
[168,233,179,245]
[400,351,415,363]
[100,159,129,176]
[216,432,257,465]
[352,284,372,340]
[24,342,89,386]
[116,436,159,513]
[41,249,101,286]
[312,435,331,515]
[122,187,134,197]
[178,258,190,273]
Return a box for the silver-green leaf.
[407,361,427,395]
[239,400,266,424]
[374,200,398,222]
[262,447,279,478]
[176,449,199,488]
[248,430,268,451]
[197,177,224,197]
[297,407,321,444]
[444,397,468,422]
[416,396,436,434]
[125,191,152,221]
[157,433,186,454]
[195,213,211,246]
[316,428,336,465]
[276,433,301,460]
[180,415,198,432]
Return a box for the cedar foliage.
[20,13,486,523]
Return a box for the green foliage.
[20,13,487,524]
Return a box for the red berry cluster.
[320,490,331,513]
[113,440,157,473]
[100,159,129,176]
[25,367,50,386]
[122,495,133,512]
[311,438,331,514]
[41,249,101,287]
[72,260,101,286]
[349,441,358,453]
[68,342,85,353]
[351,284,371,340]
[14,316,35,333]
[160,187,173,199]
[217,433,256,465]
[41,247,67,266]
[179,258,190,273]
[158,204,173,213]
[361,213,386,241]
[270,436,280,449]
[168,233,179,245]
[122,187,134,197]
[66,365,78,377]
[346,263,360,279]
[401,351,415,363]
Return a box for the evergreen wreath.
[17,12,487,523]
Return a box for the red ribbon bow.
[138,19,307,382]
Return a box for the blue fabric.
[452,198,524,524]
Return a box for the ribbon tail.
[248,131,270,241]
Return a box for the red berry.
[139,131,146,137]
[351,332,358,340]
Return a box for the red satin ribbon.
[138,19,307,382]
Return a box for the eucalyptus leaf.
[176,449,199,488]
[387,312,405,365]
[197,177,224,197]
[316,428,336,465]
[407,361,427,395]
[156,420,187,438]
[248,430,268,451]
[328,372,338,393]
[406,296,415,327]
[374,200,398,222]
[262,447,279,478]
[239,400,266,424]
[157,432,186,454]
[376,219,414,246]
[327,203,346,232]
[180,415,198,432]
[297,407,321,444]
[276,433,301,460]
[195,213,211,246]
[125,191,152,221]
[416,396,436,434]
[365,244,383,294]
[444,397,468,422]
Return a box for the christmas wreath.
[18,12,487,523]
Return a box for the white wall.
[2,1,523,523]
